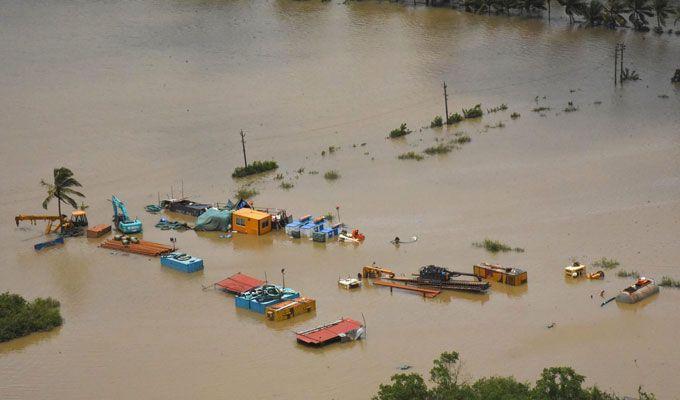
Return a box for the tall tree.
[651,0,674,29]
[519,0,547,14]
[41,167,85,232]
[603,0,629,27]
[626,0,654,30]
[582,0,605,25]
[558,0,587,23]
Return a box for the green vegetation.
[485,121,506,129]
[486,104,508,113]
[296,167,305,174]
[473,239,525,253]
[328,145,338,154]
[620,68,640,82]
[592,257,620,269]
[373,350,654,400]
[398,151,425,161]
[235,187,258,199]
[659,276,680,288]
[308,170,319,175]
[1,292,63,343]
[462,104,483,119]
[279,181,294,190]
[510,112,521,119]
[324,170,341,180]
[389,123,412,138]
[274,173,284,180]
[324,212,335,222]
[430,116,443,128]
[564,101,579,112]
[532,106,551,113]
[424,143,455,155]
[617,270,640,278]
[232,160,278,178]
[41,167,85,232]
[452,134,471,144]
[447,113,463,124]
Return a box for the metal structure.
[111,195,142,233]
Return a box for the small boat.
[338,277,361,289]
[616,277,659,304]
[34,236,64,251]
[565,262,586,278]
[587,270,605,280]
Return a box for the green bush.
[472,239,524,253]
[617,270,640,278]
[462,104,483,119]
[592,257,620,270]
[430,116,443,128]
[424,143,454,155]
[389,123,412,138]
[398,151,424,161]
[324,170,340,180]
[510,112,521,119]
[232,160,278,178]
[486,104,508,113]
[235,187,258,199]
[532,106,551,113]
[447,113,463,124]
[279,181,294,190]
[0,292,63,342]
[659,276,680,288]
[453,134,471,144]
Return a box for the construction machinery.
[387,265,490,293]
[111,195,142,234]
[15,211,88,235]
[362,265,396,279]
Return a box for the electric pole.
[614,44,618,86]
[619,43,625,80]
[443,81,449,124]
[239,130,248,168]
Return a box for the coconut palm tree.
[651,0,673,29]
[558,0,587,23]
[626,0,654,30]
[582,0,605,25]
[603,0,629,27]
[41,167,85,232]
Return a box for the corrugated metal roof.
[296,318,362,345]
[233,208,270,220]
[215,273,264,294]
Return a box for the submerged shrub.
[532,106,551,113]
[232,160,278,178]
[472,239,524,253]
[0,292,63,342]
[659,276,680,288]
[424,143,455,155]
[486,104,508,113]
[279,181,294,190]
[389,123,412,138]
[324,170,340,180]
[462,104,483,119]
[398,151,424,161]
[235,187,258,199]
[617,270,640,278]
[447,113,463,124]
[592,257,620,270]
[510,112,521,119]
[430,116,443,128]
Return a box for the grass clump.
[430,116,443,128]
[0,292,63,343]
[328,145,338,154]
[532,106,551,113]
[462,104,483,119]
[232,160,278,178]
[274,173,284,180]
[447,113,463,124]
[563,101,579,113]
[389,123,412,138]
[235,187,258,199]
[510,112,521,119]
[324,170,340,180]
[472,239,524,253]
[424,143,455,155]
[308,170,319,175]
[279,181,294,190]
[485,121,506,129]
[296,167,305,174]
[617,270,640,278]
[452,134,471,144]
[659,276,680,288]
[592,257,620,270]
[398,151,424,161]
[486,104,508,113]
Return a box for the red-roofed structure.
[296,318,364,346]
[215,273,264,295]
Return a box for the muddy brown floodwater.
[1,0,680,399]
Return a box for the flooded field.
[1,0,679,399]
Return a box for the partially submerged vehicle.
[587,270,605,280]
[565,262,586,278]
[616,277,659,304]
[338,277,361,289]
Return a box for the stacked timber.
[100,239,173,256]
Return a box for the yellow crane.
[15,211,88,234]
[362,265,396,279]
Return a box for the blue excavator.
[111,195,142,234]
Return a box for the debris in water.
[546,322,556,329]
[398,364,412,371]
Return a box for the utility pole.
[614,44,619,86]
[547,0,551,23]
[619,43,625,80]
[239,130,248,168]
[443,81,449,124]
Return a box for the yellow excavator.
[15,211,88,234]
[362,265,396,279]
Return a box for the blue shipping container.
[160,252,204,273]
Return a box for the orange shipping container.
[232,208,272,235]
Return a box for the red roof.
[215,273,264,295]
[296,318,362,345]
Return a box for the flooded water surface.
[1,0,679,399]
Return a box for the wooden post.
[239,130,248,168]
[619,43,625,80]
[443,81,449,124]
[614,45,618,86]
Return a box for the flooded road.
[1,0,680,398]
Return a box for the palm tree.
[41,167,85,232]
[519,0,546,14]
[626,0,654,30]
[558,0,587,23]
[603,0,629,27]
[582,0,605,25]
[651,0,673,30]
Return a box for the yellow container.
[232,208,272,235]
[265,297,316,321]
[473,263,527,286]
